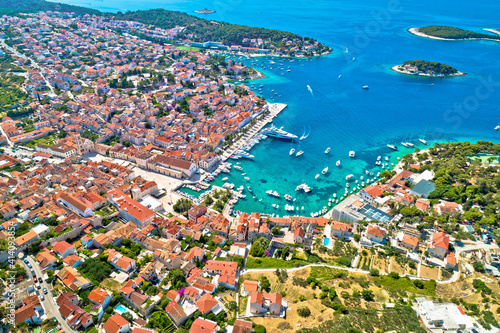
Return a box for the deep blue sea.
[52,0,500,216]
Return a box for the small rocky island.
[392,60,465,77]
[193,8,216,14]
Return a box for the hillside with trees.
[0,0,99,15]
[110,9,330,54]
[418,25,500,40]
[400,141,500,239]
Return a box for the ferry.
[349,151,355,158]
[419,138,428,145]
[325,147,331,154]
[336,160,341,167]
[322,167,328,175]
[261,125,298,140]
[387,144,398,150]
[296,150,304,157]
[289,148,295,156]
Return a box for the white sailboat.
[325,147,331,154]
[289,148,295,156]
[322,166,328,175]
[336,160,341,167]
[296,150,304,157]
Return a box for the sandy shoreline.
[391,65,466,77]
[408,27,500,43]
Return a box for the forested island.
[409,25,500,41]
[392,60,464,77]
[0,0,331,57]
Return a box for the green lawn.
[245,256,307,269]
[177,46,202,51]
[309,266,348,280]
[374,275,436,296]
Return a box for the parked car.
[40,295,45,301]
[26,262,32,268]
[43,288,47,295]
[35,283,41,290]
[23,259,29,264]
[38,277,43,283]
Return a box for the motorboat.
[322,167,328,175]
[336,160,341,167]
[296,150,304,157]
[315,174,320,180]
[325,147,331,154]
[345,174,354,181]
[289,148,295,156]
[387,144,397,150]
[362,85,369,89]
[349,151,355,158]
[419,138,428,145]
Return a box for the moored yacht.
[289,148,295,156]
[349,151,355,158]
[296,150,304,157]
[325,147,331,154]
[387,144,397,150]
[322,166,328,175]
[336,160,341,167]
[419,138,428,145]
[261,125,298,140]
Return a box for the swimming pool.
[324,237,330,246]
[115,304,129,315]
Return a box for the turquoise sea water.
[53,0,500,216]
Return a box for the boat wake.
[299,126,311,141]
[306,85,313,96]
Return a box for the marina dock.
[221,103,287,161]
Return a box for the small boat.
[289,148,295,156]
[315,174,320,180]
[406,142,415,148]
[401,142,410,148]
[338,75,341,79]
[349,151,355,158]
[385,156,389,161]
[387,144,397,150]
[336,160,341,167]
[419,138,428,145]
[325,147,331,154]
[222,177,228,181]
[322,167,328,175]
[362,85,369,89]
[296,150,304,157]
[496,125,500,131]
[346,174,354,181]
[244,177,250,181]
[248,186,252,192]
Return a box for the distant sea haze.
[53,0,500,216]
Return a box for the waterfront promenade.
[221,103,287,161]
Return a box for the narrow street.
[24,256,77,333]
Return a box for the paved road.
[24,256,77,333]
[1,39,54,93]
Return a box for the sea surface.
[52,0,500,217]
